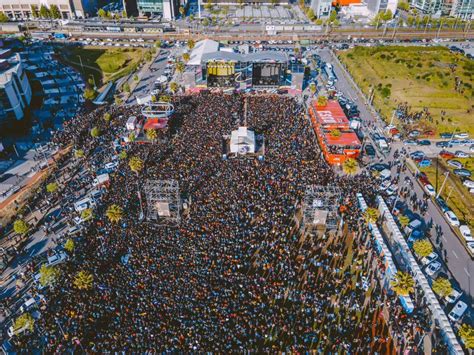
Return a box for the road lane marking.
[442,235,447,242]
[464,268,471,277]
[451,250,459,259]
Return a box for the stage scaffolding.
[302,185,342,233]
[143,180,181,226]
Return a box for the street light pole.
[436,171,449,199]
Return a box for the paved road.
[322,48,474,304]
[126,49,172,105]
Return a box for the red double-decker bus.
[309,100,362,165]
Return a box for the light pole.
[436,171,449,199]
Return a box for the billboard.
[252,63,282,86]
[206,62,236,87]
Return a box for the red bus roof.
[313,100,349,126]
[324,131,361,146]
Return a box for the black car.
[436,141,449,147]
[440,133,453,139]
[364,144,376,157]
[435,197,450,212]
[417,140,431,146]
[369,163,389,171]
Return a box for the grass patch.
[338,46,474,137]
[419,158,474,230]
[58,46,146,87]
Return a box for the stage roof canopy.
[188,39,220,66]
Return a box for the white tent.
[230,127,256,155]
[188,39,220,66]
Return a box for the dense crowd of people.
[11,93,432,352]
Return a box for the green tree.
[363,207,378,224]
[74,149,84,159]
[129,156,144,175]
[144,51,152,62]
[179,6,185,17]
[50,4,61,19]
[31,5,39,18]
[382,9,393,21]
[413,239,433,258]
[122,82,131,93]
[176,62,185,73]
[146,129,158,143]
[343,158,358,175]
[119,150,128,160]
[306,8,315,21]
[202,18,210,26]
[390,271,414,296]
[73,270,93,290]
[90,127,101,138]
[432,277,453,298]
[81,208,93,221]
[98,8,106,18]
[103,112,112,122]
[128,132,136,142]
[204,0,212,10]
[330,129,341,137]
[309,82,316,94]
[106,204,123,223]
[39,264,60,287]
[329,9,337,23]
[64,239,75,253]
[169,82,178,93]
[459,323,474,349]
[380,86,391,98]
[39,4,50,18]
[84,88,97,100]
[46,182,58,194]
[315,18,323,25]
[154,40,162,48]
[13,313,34,333]
[0,12,9,22]
[407,16,415,27]
[133,74,139,82]
[115,96,123,105]
[182,53,190,62]
[317,95,328,106]
[14,219,29,235]
[398,214,410,227]
[271,0,278,6]
[159,95,171,102]
[397,1,410,10]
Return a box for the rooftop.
[313,100,349,126]
[323,130,361,146]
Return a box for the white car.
[386,185,398,196]
[454,132,469,139]
[421,252,438,266]
[467,242,474,254]
[463,179,474,189]
[445,288,462,304]
[444,211,460,227]
[454,151,469,158]
[448,300,468,322]
[19,294,45,313]
[47,252,68,266]
[459,225,473,242]
[425,261,442,277]
[379,180,391,191]
[424,184,436,196]
[446,160,463,169]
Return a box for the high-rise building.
[123,0,138,17]
[367,0,398,15]
[449,0,473,18]
[0,49,32,126]
[310,0,332,18]
[411,0,443,14]
[0,0,97,19]
[136,0,180,19]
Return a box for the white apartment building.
[310,0,332,18]
[0,50,32,124]
[0,0,97,19]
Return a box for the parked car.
[463,179,474,189]
[439,150,455,159]
[425,261,442,278]
[454,132,469,139]
[436,141,450,148]
[417,139,431,146]
[448,300,468,322]
[453,169,472,178]
[444,211,460,227]
[47,252,68,266]
[364,144,376,157]
[424,184,436,196]
[418,159,431,168]
[404,140,418,146]
[454,151,469,158]
[445,288,463,304]
[386,185,398,196]
[370,163,389,172]
[19,294,45,313]
[379,180,391,191]
[447,160,463,169]
[408,130,420,138]
[440,133,453,139]
[421,252,438,266]
[435,197,450,212]
[459,225,473,242]
[468,242,474,254]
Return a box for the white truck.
[93,173,110,187]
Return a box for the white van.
[74,198,93,212]
[19,294,44,313]
[47,252,67,266]
[448,300,467,322]
[93,173,109,187]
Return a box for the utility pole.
[77,55,85,77]
[436,171,449,198]
[198,0,201,19]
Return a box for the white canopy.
[230,127,256,155]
